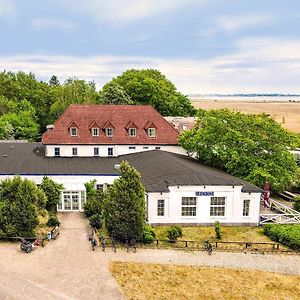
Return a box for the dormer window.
[92,128,99,137]
[70,127,78,136]
[129,128,137,137]
[148,128,156,138]
[106,128,113,137]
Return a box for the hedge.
[263,224,300,250]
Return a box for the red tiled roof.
[42,104,180,145]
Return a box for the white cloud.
[32,18,77,32]
[217,14,274,32]
[0,38,299,94]
[0,0,16,19]
[199,14,274,38]
[57,0,198,24]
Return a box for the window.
[106,128,113,137]
[92,128,99,137]
[128,128,137,137]
[143,146,149,149]
[96,184,104,191]
[181,197,197,216]
[72,147,78,156]
[210,197,226,216]
[108,147,113,156]
[70,127,78,136]
[147,128,156,138]
[94,147,99,156]
[155,146,161,150]
[54,147,60,157]
[129,146,136,150]
[243,199,250,216]
[157,199,165,216]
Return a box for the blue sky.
[0,0,299,93]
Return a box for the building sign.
[195,191,214,196]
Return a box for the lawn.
[110,261,300,300]
[153,226,272,243]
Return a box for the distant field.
[192,100,300,133]
[110,262,300,300]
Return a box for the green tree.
[179,109,299,192]
[104,161,145,242]
[101,69,196,116]
[99,82,133,104]
[49,75,60,86]
[40,176,63,212]
[0,176,45,237]
[50,78,99,118]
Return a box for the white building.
[0,141,262,225]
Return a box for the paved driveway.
[0,213,125,300]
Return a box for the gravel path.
[103,248,300,276]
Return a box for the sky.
[0,0,299,94]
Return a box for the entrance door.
[72,194,79,210]
[64,194,72,210]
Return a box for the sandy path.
[0,213,125,300]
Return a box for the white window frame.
[210,197,226,217]
[70,127,78,136]
[72,147,78,156]
[108,147,113,156]
[54,147,60,157]
[181,197,197,217]
[92,128,99,137]
[129,128,137,137]
[157,199,165,217]
[93,147,99,156]
[129,146,136,150]
[95,184,104,191]
[147,128,156,138]
[243,199,251,216]
[106,128,113,137]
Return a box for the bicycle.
[204,240,213,255]
[88,231,98,251]
[20,236,44,253]
[100,236,106,252]
[126,238,137,253]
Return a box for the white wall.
[0,174,119,212]
[45,144,186,157]
[147,185,261,225]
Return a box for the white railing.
[260,213,300,224]
[260,198,300,224]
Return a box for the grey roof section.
[0,142,262,193]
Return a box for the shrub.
[293,196,300,212]
[84,198,102,218]
[263,224,300,250]
[40,176,63,212]
[214,221,222,240]
[89,213,102,229]
[167,226,182,242]
[47,214,60,227]
[141,225,156,244]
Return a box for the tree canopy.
[99,82,133,105]
[101,69,196,116]
[0,176,46,237]
[179,109,299,192]
[104,161,145,242]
